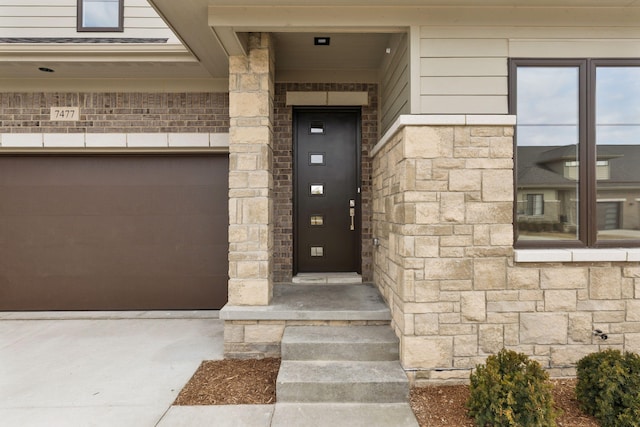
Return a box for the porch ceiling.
[147,0,640,82]
[4,0,637,90]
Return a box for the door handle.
[349,199,355,231]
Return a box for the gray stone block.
[281,325,399,361]
[276,360,409,403]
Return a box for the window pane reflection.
[596,67,640,240]
[83,0,120,28]
[516,67,580,242]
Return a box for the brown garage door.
[0,155,228,311]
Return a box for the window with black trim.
[511,59,640,248]
[77,0,124,32]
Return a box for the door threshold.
[292,272,362,284]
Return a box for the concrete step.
[282,325,399,361]
[276,360,410,403]
[292,272,363,284]
[220,284,391,322]
[271,403,419,427]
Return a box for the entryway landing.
[219,283,389,322]
[292,272,362,284]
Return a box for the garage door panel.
[0,156,220,187]
[0,185,224,217]
[0,216,228,267]
[1,274,228,311]
[1,242,226,277]
[1,214,226,247]
[0,155,229,311]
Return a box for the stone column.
[228,33,275,305]
[372,121,515,382]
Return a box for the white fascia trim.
[372,114,517,157]
[514,248,640,263]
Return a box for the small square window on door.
[310,215,324,226]
[309,121,325,135]
[310,246,324,257]
[310,184,324,196]
[309,153,325,165]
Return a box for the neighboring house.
[517,145,640,239]
[2,0,640,382]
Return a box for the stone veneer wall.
[272,83,378,282]
[0,92,229,133]
[227,33,275,306]
[372,123,640,384]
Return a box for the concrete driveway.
[0,312,222,427]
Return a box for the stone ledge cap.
[372,114,517,157]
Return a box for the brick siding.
[0,92,229,134]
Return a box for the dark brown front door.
[294,109,361,273]
[0,154,228,311]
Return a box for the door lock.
[349,199,356,230]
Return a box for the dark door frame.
[292,106,363,275]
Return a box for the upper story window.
[77,0,124,32]
[511,59,640,248]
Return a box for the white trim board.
[515,248,640,263]
[0,132,230,150]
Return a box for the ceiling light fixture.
[38,67,55,73]
[314,37,330,46]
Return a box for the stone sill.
[514,248,640,263]
[372,114,517,157]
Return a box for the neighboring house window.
[77,0,124,32]
[525,194,544,216]
[511,59,640,248]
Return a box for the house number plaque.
[50,107,79,121]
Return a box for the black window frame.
[77,0,124,32]
[510,58,640,249]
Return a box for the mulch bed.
[175,359,599,426]
[409,379,598,427]
[174,358,280,405]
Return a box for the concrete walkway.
[0,311,418,426]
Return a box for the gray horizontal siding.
[418,8,640,115]
[0,0,178,42]
[380,33,410,135]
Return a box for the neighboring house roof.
[518,145,640,189]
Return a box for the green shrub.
[467,349,558,427]
[576,349,640,427]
